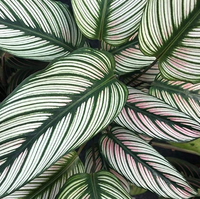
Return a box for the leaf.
[99,126,197,198]
[150,74,200,123]
[0,0,84,61]
[114,87,200,142]
[3,151,84,199]
[139,0,200,82]
[110,36,156,75]
[0,47,128,197]
[85,147,103,173]
[170,138,200,156]
[167,157,200,179]
[56,170,131,199]
[71,0,147,46]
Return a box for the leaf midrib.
[105,130,182,189]
[0,20,75,52]
[157,6,200,61]
[0,75,116,170]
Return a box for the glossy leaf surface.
[72,0,147,46]
[115,87,200,142]
[0,47,128,197]
[139,0,200,82]
[100,126,196,198]
[3,151,84,199]
[56,171,131,199]
[0,0,84,61]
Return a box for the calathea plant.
[0,0,200,198]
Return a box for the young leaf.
[139,0,200,82]
[150,74,200,123]
[0,0,84,61]
[115,87,200,142]
[0,47,128,197]
[56,171,131,199]
[99,126,197,198]
[3,151,84,199]
[71,0,147,46]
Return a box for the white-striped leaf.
[0,0,84,61]
[139,0,200,82]
[85,147,103,173]
[114,87,200,142]
[56,170,131,199]
[85,146,130,193]
[110,36,156,75]
[99,126,197,198]
[3,151,84,199]
[0,47,128,197]
[71,0,147,46]
[150,74,200,123]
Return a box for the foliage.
[0,0,200,198]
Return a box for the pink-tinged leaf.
[85,147,103,173]
[115,87,200,142]
[99,126,197,198]
[150,74,200,123]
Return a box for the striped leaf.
[56,170,131,199]
[110,36,156,75]
[71,0,147,46]
[167,157,200,179]
[139,0,200,82]
[150,74,200,123]
[85,147,103,173]
[0,47,128,197]
[0,0,84,61]
[99,126,197,198]
[114,87,200,142]
[3,151,84,199]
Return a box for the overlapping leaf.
[99,126,196,198]
[0,0,84,61]
[0,47,128,197]
[115,87,200,142]
[110,36,156,75]
[139,0,200,82]
[56,171,131,199]
[72,0,147,46]
[150,74,200,123]
[3,151,84,199]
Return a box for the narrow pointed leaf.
[72,0,147,46]
[110,37,156,75]
[115,87,200,142]
[139,0,200,82]
[56,171,131,199]
[0,0,84,61]
[150,74,200,123]
[3,151,84,199]
[0,47,128,197]
[99,126,197,198]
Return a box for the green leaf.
[139,0,200,82]
[115,87,200,142]
[72,0,147,46]
[170,138,200,156]
[56,170,131,199]
[0,0,84,61]
[0,47,128,197]
[99,126,197,198]
[3,151,84,199]
[150,74,200,123]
